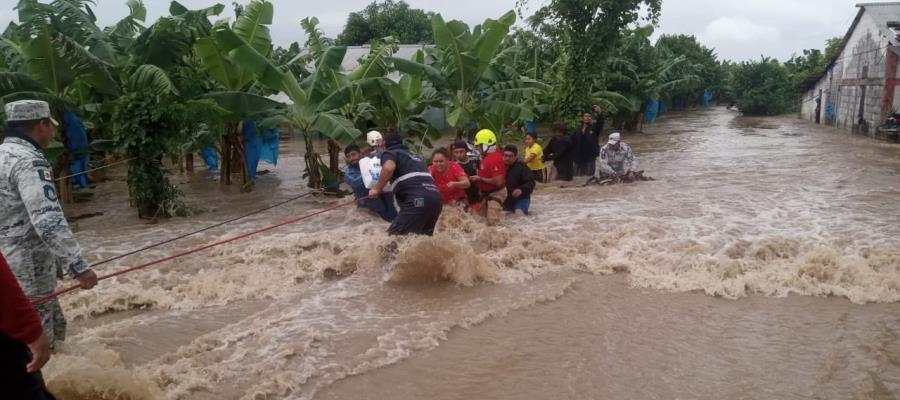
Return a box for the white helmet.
[366,130,383,147]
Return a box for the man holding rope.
[0,100,97,346]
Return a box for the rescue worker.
[1,252,56,400]
[0,100,98,345]
[596,132,640,181]
[342,144,398,222]
[368,133,443,236]
[469,129,506,226]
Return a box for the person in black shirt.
[452,141,481,207]
[501,145,535,216]
[369,133,443,236]
[544,124,574,181]
[571,111,600,176]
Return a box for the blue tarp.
[645,98,659,125]
[63,112,89,189]
[825,101,835,119]
[201,139,218,170]
[259,127,279,166]
[703,91,714,110]
[242,120,261,180]
[658,101,668,114]
[526,121,536,134]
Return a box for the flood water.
[46,107,900,399]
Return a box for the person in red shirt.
[428,147,470,207]
[468,129,507,226]
[0,253,56,400]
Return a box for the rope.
[55,157,135,182]
[32,197,360,305]
[88,191,321,269]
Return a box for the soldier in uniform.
[0,100,98,346]
[595,132,640,181]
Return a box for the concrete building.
[800,2,900,136]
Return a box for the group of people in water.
[342,109,642,235]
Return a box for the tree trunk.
[220,123,234,186]
[304,133,321,189]
[185,153,194,173]
[327,139,341,177]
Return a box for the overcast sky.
[0,0,862,61]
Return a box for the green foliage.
[521,0,663,119]
[336,0,434,46]
[655,34,722,107]
[110,92,184,218]
[730,57,794,116]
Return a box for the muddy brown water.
[45,107,900,399]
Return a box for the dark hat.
[384,132,403,147]
[344,144,360,155]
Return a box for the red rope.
[32,198,359,305]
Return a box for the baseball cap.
[4,100,58,126]
[607,132,621,145]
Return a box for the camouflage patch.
[38,169,53,182]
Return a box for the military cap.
[4,100,58,125]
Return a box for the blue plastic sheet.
[63,112,89,189]
[825,101,835,119]
[259,127,279,167]
[658,101,668,114]
[703,91,714,110]
[645,98,659,125]
[201,139,218,170]
[242,120,262,180]
[526,121,536,134]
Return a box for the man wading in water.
[368,133,443,235]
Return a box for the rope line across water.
[89,191,321,269]
[33,197,359,305]
[54,157,135,182]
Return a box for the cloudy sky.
[0,0,862,61]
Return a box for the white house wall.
[800,4,899,135]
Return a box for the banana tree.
[204,13,361,189]
[604,26,699,130]
[193,0,284,191]
[2,0,122,202]
[389,11,548,143]
[325,39,443,158]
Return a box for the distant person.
[464,127,481,162]
[502,145,535,216]
[428,147,470,207]
[523,132,545,183]
[596,132,640,181]
[469,129,506,226]
[369,133,443,236]
[452,141,481,209]
[1,253,55,400]
[0,100,98,347]
[593,104,606,137]
[571,112,600,176]
[343,144,398,222]
[544,124,574,181]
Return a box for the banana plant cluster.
[391,11,549,143]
